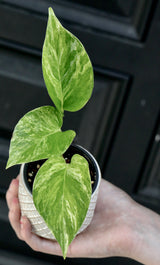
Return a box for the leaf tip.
[62,246,68,260]
[72,130,76,138]
[6,156,21,169]
[48,6,54,14]
[6,159,12,170]
[48,7,57,20]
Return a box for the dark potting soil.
[26,148,96,193]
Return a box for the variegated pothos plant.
[6,8,94,258]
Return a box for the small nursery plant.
[6,8,94,258]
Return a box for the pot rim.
[20,144,101,198]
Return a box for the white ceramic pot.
[18,144,101,240]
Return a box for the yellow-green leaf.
[42,8,94,113]
[6,106,75,168]
[33,154,91,258]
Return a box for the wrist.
[126,202,160,265]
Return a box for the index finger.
[6,176,19,210]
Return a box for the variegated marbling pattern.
[42,8,94,113]
[18,160,101,240]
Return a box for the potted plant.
[6,8,101,259]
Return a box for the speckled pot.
[18,144,101,240]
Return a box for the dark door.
[0,1,160,264]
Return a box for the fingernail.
[20,216,27,228]
[20,216,24,225]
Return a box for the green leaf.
[33,154,92,258]
[6,106,75,168]
[42,7,94,113]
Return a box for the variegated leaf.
[33,154,91,258]
[42,8,94,113]
[6,106,75,168]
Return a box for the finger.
[8,197,22,240]
[6,178,19,210]
[20,217,62,256]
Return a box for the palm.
[69,179,135,258]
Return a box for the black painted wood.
[0,1,160,264]
[0,0,154,40]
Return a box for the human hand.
[6,176,160,264]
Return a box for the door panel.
[0,1,160,264]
